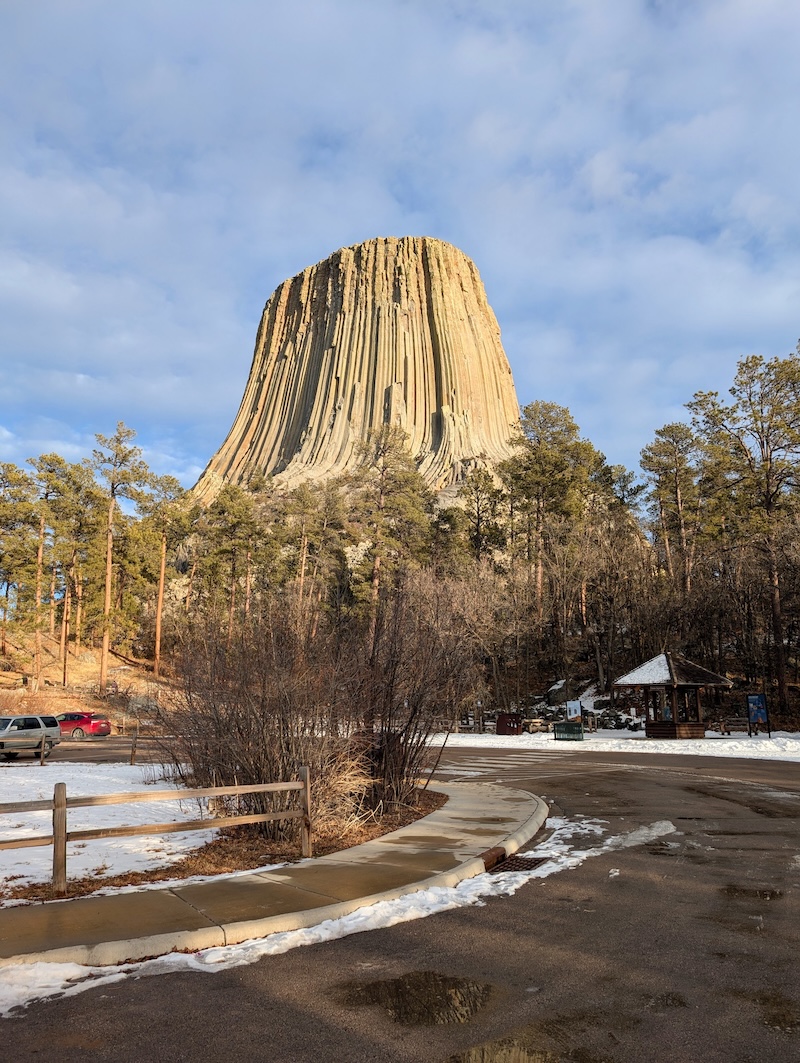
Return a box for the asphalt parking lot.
[1,747,798,1062]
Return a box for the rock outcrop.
[194,236,521,502]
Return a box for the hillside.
[0,632,161,732]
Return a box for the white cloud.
[2,0,800,478]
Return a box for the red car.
[56,712,112,739]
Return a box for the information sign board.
[746,693,770,735]
[566,700,582,721]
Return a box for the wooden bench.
[717,716,756,735]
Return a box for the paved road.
[40,734,162,764]
[2,748,799,1062]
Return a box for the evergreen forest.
[3,348,800,762]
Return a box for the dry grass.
[1,788,447,905]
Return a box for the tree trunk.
[367,476,387,663]
[49,565,57,636]
[61,583,72,687]
[33,513,45,693]
[534,504,544,626]
[767,542,789,713]
[297,523,308,605]
[674,476,692,594]
[658,498,674,582]
[99,496,116,694]
[74,563,83,653]
[368,553,382,653]
[244,548,252,620]
[227,554,237,645]
[592,628,606,693]
[185,560,197,615]
[154,529,167,679]
[1,583,9,656]
[59,577,68,663]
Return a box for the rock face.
[194,236,521,502]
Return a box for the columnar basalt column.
[194,236,521,502]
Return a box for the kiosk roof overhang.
[614,652,732,689]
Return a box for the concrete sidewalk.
[0,783,547,968]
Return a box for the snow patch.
[431,729,800,762]
[0,764,217,892]
[0,815,676,1016]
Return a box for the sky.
[3,0,800,487]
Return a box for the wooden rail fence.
[0,767,312,895]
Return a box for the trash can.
[495,712,522,735]
[553,721,584,741]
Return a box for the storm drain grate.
[489,855,549,874]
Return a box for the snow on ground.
[0,763,216,891]
[431,728,800,761]
[0,730,796,1015]
[3,729,795,892]
[0,814,677,1017]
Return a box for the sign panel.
[747,694,768,725]
[566,700,582,721]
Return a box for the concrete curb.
[0,787,549,968]
[479,793,550,870]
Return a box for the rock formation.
[194,236,521,502]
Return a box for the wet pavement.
[1,750,798,1063]
[0,782,547,967]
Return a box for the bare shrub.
[151,603,371,840]
[154,568,485,832]
[349,567,484,809]
[0,690,25,712]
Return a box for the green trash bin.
[553,721,584,741]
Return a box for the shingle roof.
[614,652,731,688]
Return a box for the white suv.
[0,714,61,760]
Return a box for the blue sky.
[3,0,800,486]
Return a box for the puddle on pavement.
[753,989,800,1033]
[729,987,800,1033]
[336,970,492,1025]
[720,885,783,902]
[644,991,688,1010]
[445,1033,613,1062]
[683,785,798,819]
[446,1040,559,1062]
[644,840,680,856]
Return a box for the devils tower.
[194,236,521,502]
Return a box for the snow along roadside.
[430,728,800,761]
[0,815,676,1017]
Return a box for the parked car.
[55,712,112,740]
[0,714,61,760]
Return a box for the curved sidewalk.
[0,783,547,968]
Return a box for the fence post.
[52,782,67,894]
[38,733,47,766]
[130,731,138,766]
[299,766,312,858]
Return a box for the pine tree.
[138,475,186,677]
[343,425,434,648]
[458,467,506,561]
[92,424,155,693]
[0,464,37,659]
[688,351,800,711]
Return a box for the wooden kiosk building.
[613,653,732,739]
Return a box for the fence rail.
[0,767,312,894]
